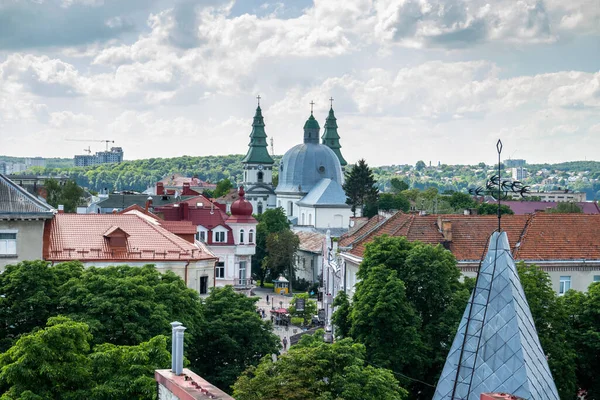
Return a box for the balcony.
[235,244,256,256]
[234,278,253,289]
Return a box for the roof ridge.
[513,212,536,258]
[0,174,56,214]
[135,214,196,254]
[390,213,413,236]
[346,214,388,247]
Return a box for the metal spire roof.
[0,174,55,219]
[433,231,559,400]
[241,102,274,165]
[321,104,347,166]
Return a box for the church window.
[257,171,264,183]
[249,230,254,243]
[288,201,293,216]
[257,203,263,214]
[239,229,245,244]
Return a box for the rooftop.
[0,174,55,219]
[155,369,233,400]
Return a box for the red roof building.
[43,213,217,294]
[154,187,258,290]
[341,212,600,297]
[155,174,217,196]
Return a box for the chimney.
[441,220,452,242]
[181,202,190,220]
[182,182,192,195]
[157,182,164,195]
[171,323,186,375]
[58,205,64,214]
[145,196,153,211]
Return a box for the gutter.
[184,260,190,285]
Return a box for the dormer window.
[213,230,226,243]
[103,226,129,248]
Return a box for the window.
[559,276,571,294]
[196,231,206,242]
[215,262,225,279]
[593,275,600,282]
[213,231,226,243]
[257,171,263,183]
[0,232,17,256]
[301,213,305,225]
[308,214,312,226]
[257,203,263,214]
[239,261,247,285]
[248,230,254,243]
[288,201,293,216]
[239,229,245,243]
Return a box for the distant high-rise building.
[25,157,46,168]
[74,147,124,167]
[504,159,526,168]
[511,167,527,181]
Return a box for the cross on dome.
[310,100,315,114]
[329,97,334,108]
[256,95,261,106]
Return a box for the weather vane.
[468,140,530,231]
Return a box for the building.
[340,212,600,298]
[294,230,325,284]
[509,189,587,202]
[43,212,217,294]
[149,175,217,196]
[93,192,197,214]
[7,174,69,198]
[0,174,56,271]
[488,200,600,214]
[155,187,257,290]
[504,159,526,168]
[74,147,123,166]
[0,162,27,174]
[25,157,46,168]
[510,166,527,180]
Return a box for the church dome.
[276,143,343,194]
[230,186,253,216]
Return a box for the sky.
[0,0,598,166]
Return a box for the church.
[241,99,353,230]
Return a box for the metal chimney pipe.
[173,325,186,375]
[170,321,182,372]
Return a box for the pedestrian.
[266,294,270,304]
[282,337,288,351]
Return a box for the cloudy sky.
[0,0,598,166]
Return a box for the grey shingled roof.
[433,231,559,400]
[0,174,55,218]
[297,178,349,207]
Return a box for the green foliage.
[446,192,477,210]
[332,291,351,339]
[44,178,85,212]
[378,193,410,212]
[343,159,379,217]
[415,160,426,171]
[264,230,300,283]
[288,293,317,325]
[290,317,304,326]
[213,178,234,198]
[516,262,577,399]
[546,202,583,213]
[390,178,409,193]
[194,286,280,392]
[254,207,290,285]
[232,331,408,400]
[0,317,169,400]
[476,202,514,215]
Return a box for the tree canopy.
[343,159,379,217]
[232,330,408,400]
[253,207,291,285]
[44,178,85,212]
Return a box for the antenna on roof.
[270,137,274,156]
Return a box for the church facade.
[242,101,352,230]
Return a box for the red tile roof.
[158,220,197,235]
[295,231,325,253]
[159,174,216,189]
[339,215,386,248]
[346,212,600,263]
[118,204,159,218]
[43,214,216,262]
[488,200,600,215]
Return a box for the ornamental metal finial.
[329,97,334,108]
[310,100,315,114]
[256,94,261,106]
[467,139,530,231]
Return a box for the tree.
[476,202,514,215]
[0,317,170,400]
[447,192,477,210]
[516,262,577,399]
[253,208,290,286]
[378,193,410,212]
[44,178,85,213]
[232,331,408,400]
[350,265,423,384]
[288,293,317,325]
[343,159,379,217]
[194,287,280,393]
[547,202,583,213]
[390,178,409,193]
[212,178,233,198]
[332,291,351,339]
[264,230,300,283]
[415,160,426,171]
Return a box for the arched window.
[257,202,263,214]
[239,229,245,244]
[257,171,264,183]
[308,214,312,226]
[301,213,305,225]
[288,201,293,216]
[249,229,254,243]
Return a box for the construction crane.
[83,146,91,155]
[66,139,115,151]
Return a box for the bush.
[261,282,274,289]
[290,317,304,326]
[292,278,311,292]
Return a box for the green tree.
[254,208,290,286]
[350,265,423,384]
[264,230,300,284]
[378,193,410,212]
[332,291,352,339]
[390,178,409,193]
[213,178,234,198]
[517,262,577,399]
[476,202,514,215]
[415,160,426,171]
[232,331,407,400]
[547,202,583,213]
[194,287,280,393]
[447,192,477,210]
[288,293,317,325]
[343,159,379,217]
[44,178,85,213]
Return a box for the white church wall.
[314,207,352,229]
